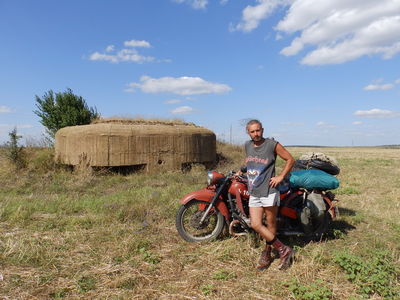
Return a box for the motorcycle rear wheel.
[311,211,333,241]
[176,200,225,242]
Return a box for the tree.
[34,88,100,140]
[5,127,26,170]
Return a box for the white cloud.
[124,40,151,48]
[90,49,154,64]
[316,121,336,128]
[363,78,400,90]
[170,106,195,114]
[363,83,395,91]
[281,1,400,65]
[0,106,12,113]
[352,121,363,125]
[275,33,283,40]
[89,40,158,64]
[18,124,34,129]
[234,0,284,32]
[220,0,229,5]
[128,76,232,95]
[105,45,115,52]
[354,108,400,118]
[0,124,33,130]
[235,0,400,65]
[173,0,208,10]
[164,99,182,104]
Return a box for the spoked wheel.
[176,200,225,242]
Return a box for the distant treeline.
[380,145,400,149]
[287,145,400,148]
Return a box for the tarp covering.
[289,169,340,190]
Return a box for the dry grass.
[91,117,199,127]
[0,145,399,299]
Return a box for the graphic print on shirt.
[245,156,270,192]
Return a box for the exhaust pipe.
[229,220,248,237]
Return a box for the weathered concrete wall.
[55,122,216,171]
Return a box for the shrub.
[5,127,26,170]
[33,88,99,141]
[29,148,56,173]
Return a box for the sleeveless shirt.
[245,138,278,197]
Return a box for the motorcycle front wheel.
[176,200,225,242]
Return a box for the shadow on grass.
[279,218,357,249]
[330,219,356,235]
[338,207,357,216]
[205,209,359,249]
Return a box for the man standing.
[241,119,295,270]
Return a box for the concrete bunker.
[54,119,216,172]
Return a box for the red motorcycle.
[175,170,338,242]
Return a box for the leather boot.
[256,245,273,270]
[271,239,295,270]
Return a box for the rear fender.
[322,195,337,219]
[179,188,230,221]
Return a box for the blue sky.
[1,0,399,146]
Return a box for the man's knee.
[251,220,263,232]
[265,219,277,230]
[264,208,277,226]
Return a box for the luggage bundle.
[289,152,340,191]
[292,152,340,175]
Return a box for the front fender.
[180,188,216,204]
[179,188,230,221]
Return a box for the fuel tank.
[228,180,250,199]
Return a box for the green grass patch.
[117,278,138,290]
[286,279,333,300]
[77,276,96,293]
[200,284,216,296]
[336,186,361,195]
[213,269,237,280]
[49,288,69,298]
[334,250,399,298]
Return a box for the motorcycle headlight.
[207,171,225,186]
[207,171,213,186]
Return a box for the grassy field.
[0,143,399,299]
